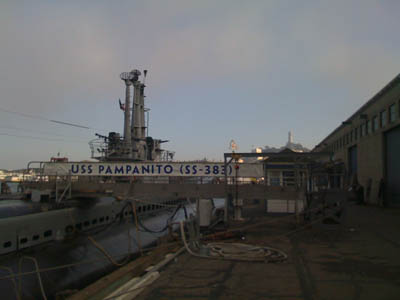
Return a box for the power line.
[49,120,90,129]
[0,107,107,132]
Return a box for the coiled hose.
[180,221,287,262]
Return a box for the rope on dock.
[180,221,287,262]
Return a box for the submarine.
[0,69,205,299]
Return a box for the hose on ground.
[180,221,287,262]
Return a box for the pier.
[66,203,400,300]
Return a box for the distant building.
[253,131,310,154]
[0,170,10,181]
[314,74,400,206]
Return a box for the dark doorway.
[385,126,400,205]
[348,145,358,178]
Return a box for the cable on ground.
[18,256,47,300]
[132,201,143,255]
[134,202,188,234]
[0,266,20,300]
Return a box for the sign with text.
[42,162,263,177]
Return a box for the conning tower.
[89,69,170,161]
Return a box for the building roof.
[314,73,400,150]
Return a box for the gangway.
[23,151,338,223]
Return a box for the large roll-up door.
[385,126,400,205]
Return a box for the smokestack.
[132,82,141,139]
[123,82,132,154]
[129,70,142,141]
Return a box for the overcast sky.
[1,0,399,169]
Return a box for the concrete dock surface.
[133,204,400,300]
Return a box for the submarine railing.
[55,171,72,202]
[23,156,338,224]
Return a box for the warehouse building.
[314,74,400,206]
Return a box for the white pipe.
[103,247,185,300]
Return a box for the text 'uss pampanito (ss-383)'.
[42,162,264,177]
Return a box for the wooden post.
[264,162,268,213]
[294,159,299,225]
[234,160,239,220]
[55,172,58,203]
[196,198,200,237]
[224,155,228,223]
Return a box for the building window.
[282,171,295,186]
[372,115,378,132]
[380,110,387,127]
[350,130,353,143]
[360,125,363,137]
[389,103,397,123]
[366,120,371,135]
[269,171,281,186]
[354,127,358,140]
